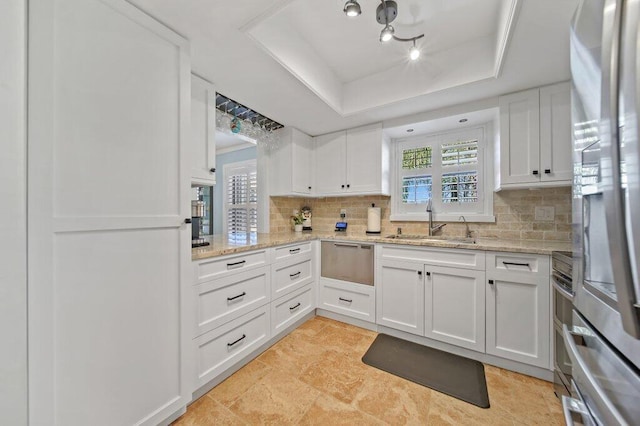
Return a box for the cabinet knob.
[341,184,345,189]
[425,271,431,277]
[417,271,422,276]
[185,218,192,224]
[347,184,350,188]
[488,279,494,285]
[544,169,551,174]
[532,170,539,175]
[210,167,216,173]
[308,186,312,190]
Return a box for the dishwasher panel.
[321,241,374,286]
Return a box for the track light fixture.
[343,0,424,60]
[343,0,361,17]
[380,24,394,42]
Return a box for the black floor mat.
[362,334,490,408]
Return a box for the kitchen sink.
[384,234,476,244]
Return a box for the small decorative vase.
[294,224,303,232]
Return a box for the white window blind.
[224,160,257,236]
[391,126,493,222]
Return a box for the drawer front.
[195,249,268,283]
[380,245,485,270]
[272,254,313,299]
[194,267,270,337]
[194,306,270,387]
[319,278,375,322]
[486,252,550,281]
[273,242,312,263]
[271,284,315,335]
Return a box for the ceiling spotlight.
[343,0,361,17]
[409,40,420,61]
[380,25,395,42]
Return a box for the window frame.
[390,124,495,223]
[222,159,258,235]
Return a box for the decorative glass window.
[391,125,494,222]
[224,160,258,237]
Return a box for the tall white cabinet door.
[346,123,384,194]
[424,266,485,352]
[28,1,192,425]
[291,128,313,194]
[377,260,425,335]
[486,270,550,369]
[499,88,541,185]
[314,131,347,195]
[191,74,217,186]
[540,82,572,183]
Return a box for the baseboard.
[315,309,378,332]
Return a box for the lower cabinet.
[319,278,376,322]
[194,306,270,388]
[271,283,315,335]
[485,252,551,369]
[377,245,551,370]
[376,260,425,335]
[424,266,485,352]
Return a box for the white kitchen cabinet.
[314,123,390,196]
[485,252,551,369]
[269,127,313,196]
[318,278,376,322]
[190,74,217,186]
[28,0,192,424]
[376,259,425,335]
[497,82,571,190]
[424,266,486,352]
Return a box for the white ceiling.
[128,0,579,136]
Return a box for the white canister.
[367,204,381,234]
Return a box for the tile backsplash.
[270,186,572,242]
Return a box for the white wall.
[0,0,28,424]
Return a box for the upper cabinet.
[496,82,571,190]
[269,127,313,196]
[190,74,216,186]
[314,123,390,196]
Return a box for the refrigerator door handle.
[601,0,640,337]
[563,324,627,425]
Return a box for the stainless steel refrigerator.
[568,0,640,424]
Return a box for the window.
[223,160,258,239]
[390,125,494,222]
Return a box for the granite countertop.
[192,231,572,260]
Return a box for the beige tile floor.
[174,316,564,425]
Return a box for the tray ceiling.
[245,0,515,115]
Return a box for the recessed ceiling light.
[459,118,468,123]
[343,0,361,17]
[406,128,414,133]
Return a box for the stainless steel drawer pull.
[227,334,246,347]
[289,248,301,254]
[502,261,530,268]
[227,292,246,301]
[226,260,246,268]
[334,243,359,248]
[289,302,301,311]
[338,297,353,303]
[289,271,301,279]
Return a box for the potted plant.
[291,211,305,232]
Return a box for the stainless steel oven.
[552,251,574,399]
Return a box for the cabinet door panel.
[346,124,383,194]
[540,82,572,183]
[314,131,346,195]
[424,266,485,351]
[486,274,550,368]
[499,89,540,185]
[291,129,313,194]
[190,75,216,185]
[377,260,424,335]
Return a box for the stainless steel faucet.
[459,215,472,238]
[426,200,446,236]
